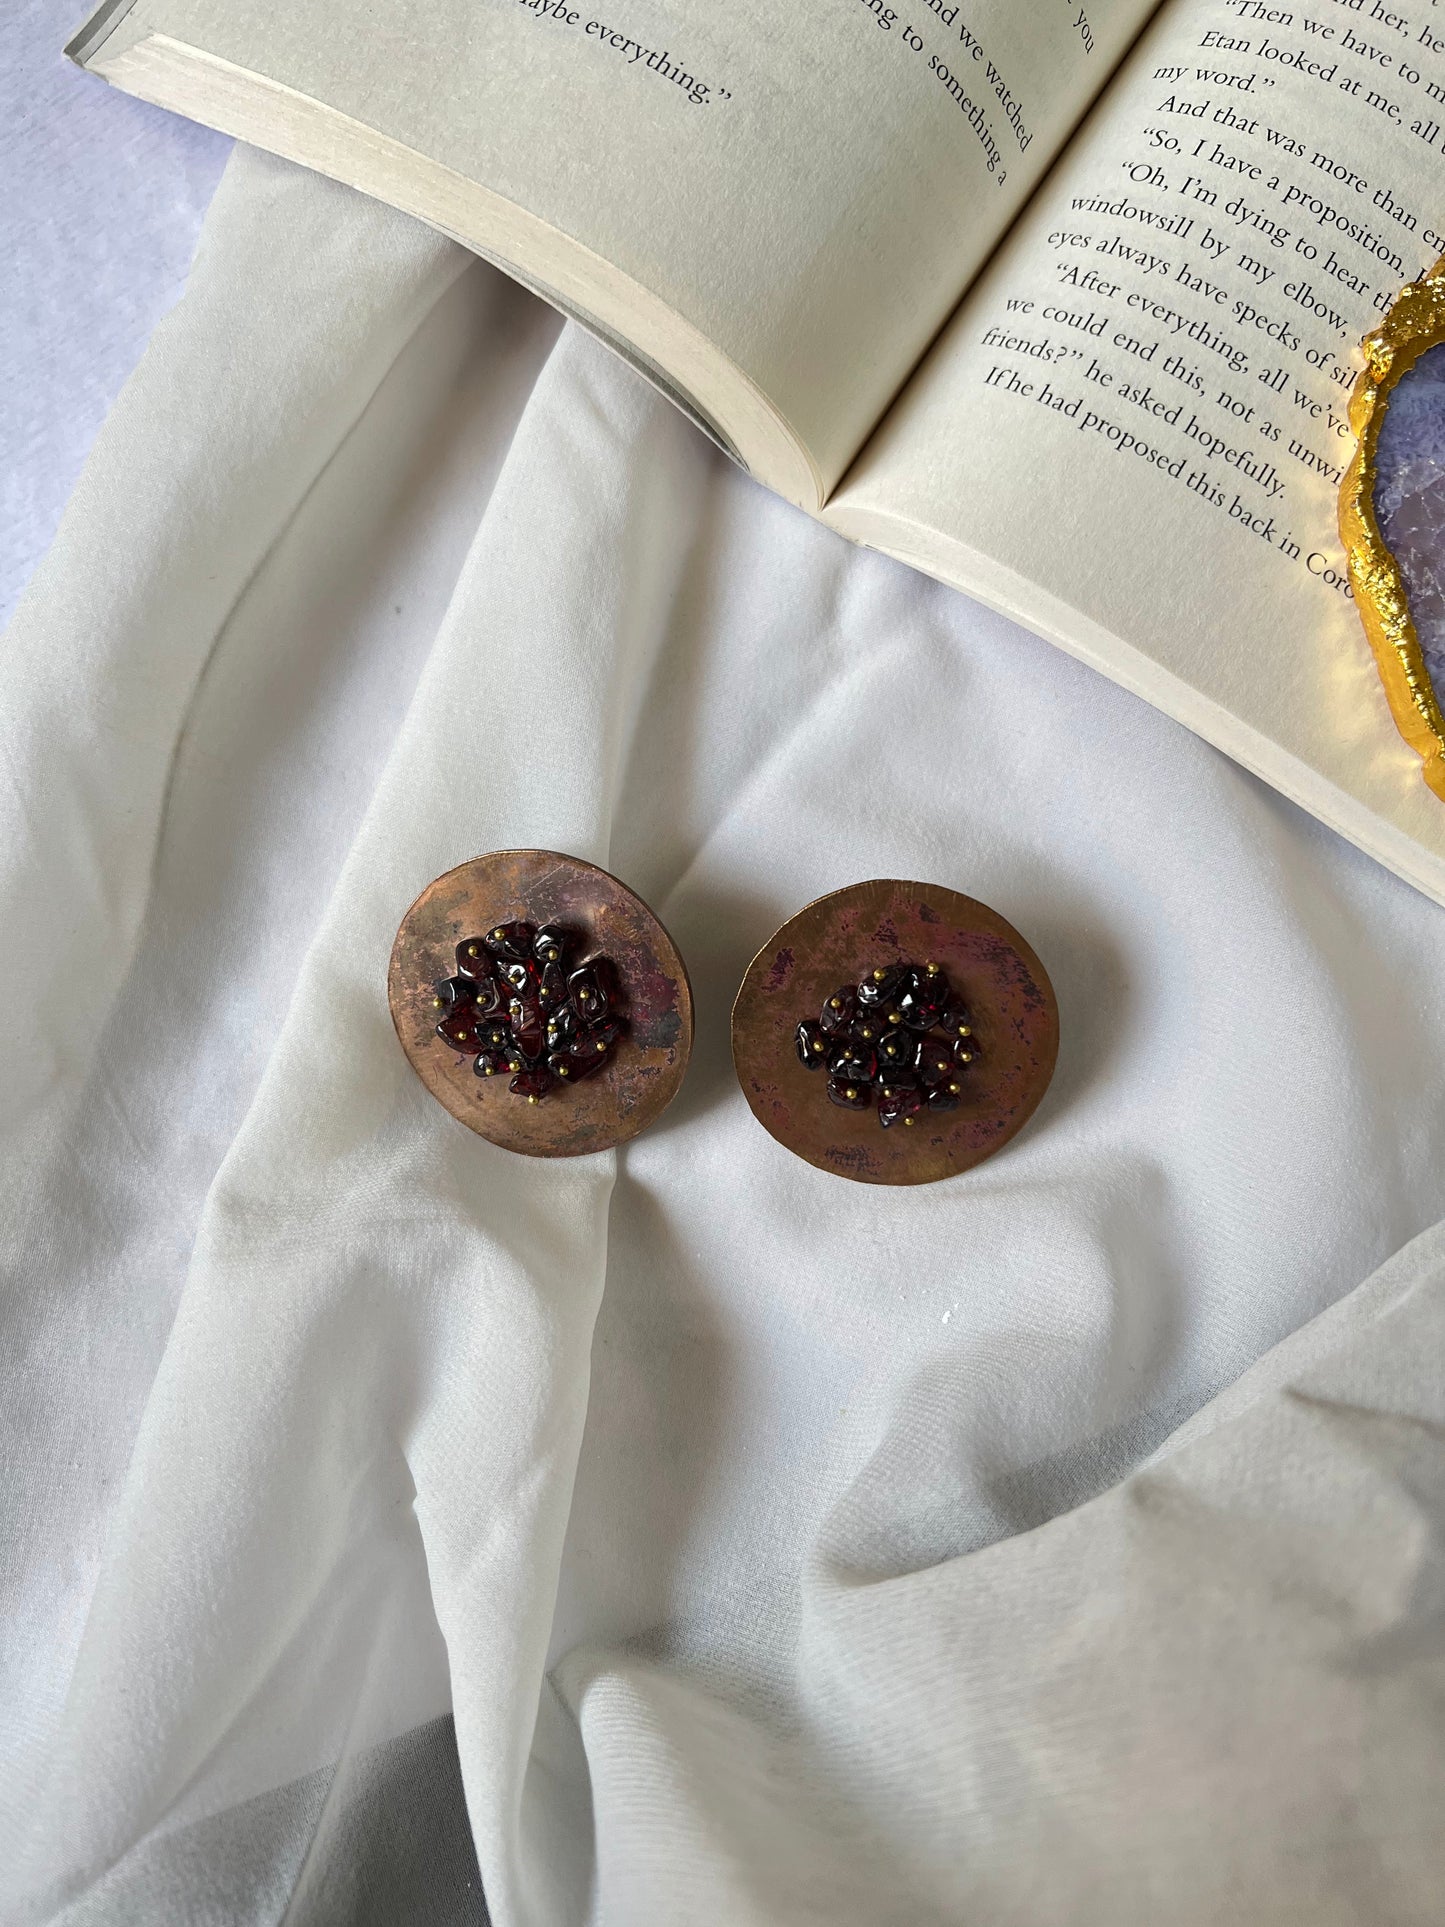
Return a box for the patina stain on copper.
[390,851,692,1157]
[732,881,1058,1185]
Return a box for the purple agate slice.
[1373,340,1445,697]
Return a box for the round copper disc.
[389,850,692,1157]
[731,880,1058,1185]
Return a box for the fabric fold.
[5,146,1445,1927]
[0,150,467,1139]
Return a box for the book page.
[829,0,1445,895]
[77,0,1157,505]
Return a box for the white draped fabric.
[4,146,1445,1924]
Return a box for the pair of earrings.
[389,850,1058,1187]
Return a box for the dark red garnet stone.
[436,920,626,1102]
[795,961,977,1128]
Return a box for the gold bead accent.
[830,997,843,1009]
[432,997,442,1008]
[467,944,480,957]
[845,1088,858,1100]
[925,961,940,975]
[873,968,887,981]
[527,1095,539,1105]
[958,1025,972,1038]
[888,1011,902,1024]
[904,1116,916,1127]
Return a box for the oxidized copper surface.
[389,850,692,1157]
[732,880,1059,1185]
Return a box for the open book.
[69,0,1445,905]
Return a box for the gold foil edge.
[1339,251,1445,803]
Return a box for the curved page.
[73,0,1156,506]
[830,0,1445,902]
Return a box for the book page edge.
[65,0,139,66]
[824,503,1445,912]
[80,29,823,509]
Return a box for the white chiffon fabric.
[4,147,1445,1925]
[1,0,228,628]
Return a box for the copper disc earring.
[389,850,692,1157]
[731,879,1058,1185]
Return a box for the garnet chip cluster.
[433,920,626,1103]
[795,960,977,1128]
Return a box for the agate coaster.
[1340,253,1445,801]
